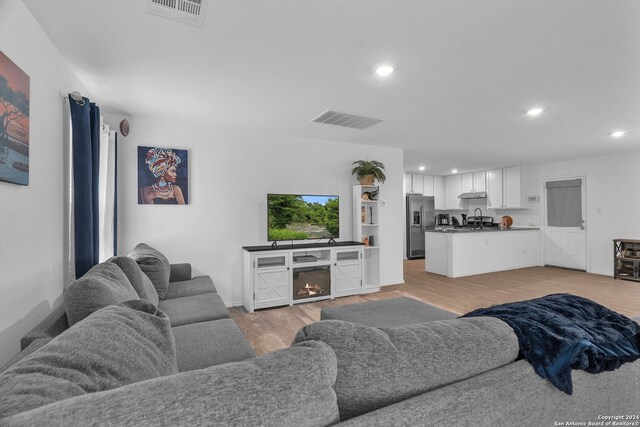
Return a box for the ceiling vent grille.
[311,110,383,130]
[147,0,209,28]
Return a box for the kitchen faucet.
[474,208,483,230]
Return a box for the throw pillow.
[293,318,519,420]
[64,262,140,326]
[0,300,177,418]
[108,256,159,305]
[127,243,171,299]
[2,341,338,427]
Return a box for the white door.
[333,261,361,296]
[543,177,587,271]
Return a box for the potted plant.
[351,160,386,185]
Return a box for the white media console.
[242,242,374,313]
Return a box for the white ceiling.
[24,0,640,175]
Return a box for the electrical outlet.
[528,195,539,203]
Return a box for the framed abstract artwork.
[0,50,30,186]
[137,146,189,205]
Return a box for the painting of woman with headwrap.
[138,146,189,204]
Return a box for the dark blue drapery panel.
[69,97,100,277]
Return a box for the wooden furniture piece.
[242,242,364,313]
[613,239,640,282]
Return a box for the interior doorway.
[543,176,587,271]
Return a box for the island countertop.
[426,227,540,234]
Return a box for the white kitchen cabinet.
[445,175,462,210]
[462,172,486,194]
[473,171,486,192]
[486,167,521,209]
[461,173,473,193]
[434,176,445,210]
[405,174,424,194]
[486,168,504,209]
[422,175,434,197]
[503,166,522,208]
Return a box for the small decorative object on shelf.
[369,235,374,247]
[361,189,379,201]
[362,236,369,246]
[369,207,374,224]
[361,206,366,224]
[351,160,386,185]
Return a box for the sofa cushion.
[293,318,519,421]
[127,243,171,299]
[3,341,339,427]
[108,256,159,305]
[0,300,177,419]
[173,319,255,371]
[64,262,139,326]
[158,293,230,327]
[164,275,217,299]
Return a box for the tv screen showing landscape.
[268,194,339,241]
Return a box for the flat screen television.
[267,194,339,241]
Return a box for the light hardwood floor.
[229,261,640,355]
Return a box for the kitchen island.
[425,228,541,278]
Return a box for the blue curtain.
[69,96,100,277]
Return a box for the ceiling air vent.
[311,110,383,130]
[147,0,209,28]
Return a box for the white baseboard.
[226,301,245,308]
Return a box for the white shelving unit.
[353,185,381,292]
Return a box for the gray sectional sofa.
[0,248,639,426]
[2,243,255,373]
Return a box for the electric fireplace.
[292,265,331,300]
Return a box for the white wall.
[108,115,405,306]
[520,153,640,276]
[0,0,89,366]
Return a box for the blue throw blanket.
[462,293,640,394]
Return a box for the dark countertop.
[243,241,365,252]
[426,227,540,234]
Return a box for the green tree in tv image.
[268,195,339,240]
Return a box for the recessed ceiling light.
[526,107,545,117]
[451,169,458,174]
[418,166,425,171]
[375,65,394,77]
[609,130,628,138]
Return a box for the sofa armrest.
[20,304,69,350]
[169,263,192,282]
[1,337,52,373]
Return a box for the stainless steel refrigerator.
[406,195,435,259]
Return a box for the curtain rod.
[68,91,85,106]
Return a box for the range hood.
[458,191,487,199]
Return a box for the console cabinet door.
[333,262,361,297]
[333,249,362,297]
[253,255,290,308]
